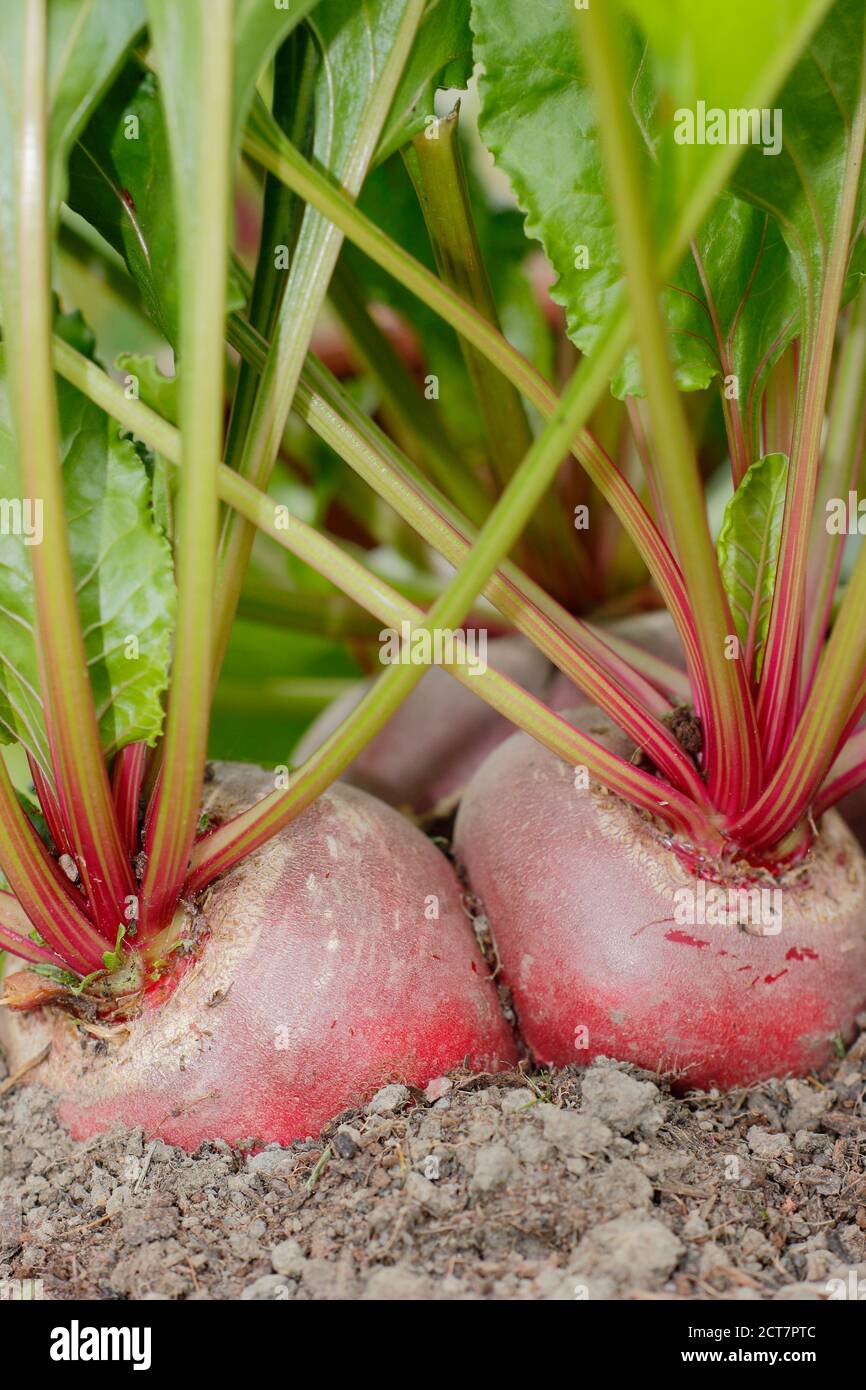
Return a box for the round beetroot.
[0,765,515,1148]
[454,710,866,1090]
[293,635,551,815]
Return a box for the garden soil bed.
[2,1039,865,1301]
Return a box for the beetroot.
[0,765,515,1148]
[293,636,551,816]
[455,710,866,1090]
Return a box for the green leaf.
[102,921,126,972]
[0,348,176,768]
[0,0,145,325]
[375,0,474,163]
[45,0,146,214]
[732,0,866,334]
[116,352,178,423]
[471,0,822,402]
[716,452,788,680]
[66,65,245,345]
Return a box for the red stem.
[112,744,146,858]
[27,755,71,857]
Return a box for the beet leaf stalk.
[0,0,132,937]
[138,0,233,933]
[580,0,762,820]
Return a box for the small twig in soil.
[133,1139,157,1194]
[0,1044,50,1095]
[71,1212,113,1232]
[306,1145,332,1193]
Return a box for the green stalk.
[803,289,866,686]
[240,100,719,706]
[214,677,358,721]
[238,580,385,641]
[140,0,233,932]
[227,318,682,715]
[402,109,585,605]
[211,0,426,682]
[0,0,132,934]
[328,258,491,525]
[580,0,760,817]
[221,31,317,511]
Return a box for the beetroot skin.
[455,710,866,1090]
[0,765,515,1148]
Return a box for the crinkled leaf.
[116,352,178,423]
[0,349,176,766]
[375,0,474,163]
[717,452,788,680]
[472,0,821,402]
[115,352,178,537]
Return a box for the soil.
[2,1037,865,1301]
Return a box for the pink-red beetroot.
[455,709,866,1090]
[0,764,515,1148]
[294,635,551,816]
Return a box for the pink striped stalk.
[728,523,866,849]
[760,344,799,459]
[801,293,866,696]
[757,26,866,770]
[112,743,147,858]
[814,728,866,818]
[0,757,106,974]
[1,0,133,935]
[27,755,71,858]
[0,890,70,969]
